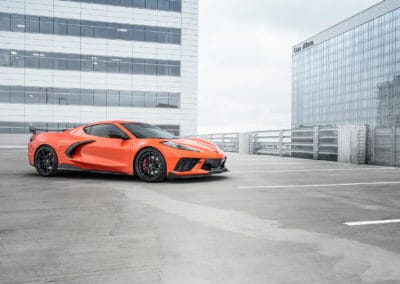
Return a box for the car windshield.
[122,123,175,139]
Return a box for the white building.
[0,0,198,137]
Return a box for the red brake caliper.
[141,158,147,172]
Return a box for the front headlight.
[161,141,200,152]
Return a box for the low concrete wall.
[0,134,30,146]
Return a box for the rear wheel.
[135,148,166,182]
[34,145,59,177]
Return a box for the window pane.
[25,16,39,33]
[25,53,39,68]
[68,54,80,70]
[10,14,25,32]
[54,55,68,70]
[144,60,157,75]
[54,18,67,35]
[0,50,9,66]
[81,89,94,105]
[40,55,53,69]
[157,92,169,107]
[132,91,145,107]
[158,0,169,10]
[145,27,158,42]
[53,89,67,105]
[94,22,107,38]
[107,90,119,106]
[39,17,53,34]
[157,63,168,75]
[0,86,10,103]
[169,93,180,108]
[10,50,23,67]
[133,27,145,41]
[67,89,80,105]
[108,23,119,39]
[145,92,156,107]
[81,58,93,72]
[0,13,10,31]
[107,59,120,73]
[133,0,145,8]
[169,0,181,12]
[94,90,106,106]
[10,86,24,103]
[93,57,107,72]
[145,0,157,9]
[121,0,133,7]
[89,124,124,138]
[170,30,180,44]
[118,24,132,40]
[119,90,132,107]
[133,59,145,74]
[81,21,94,37]
[68,19,80,36]
[120,59,132,73]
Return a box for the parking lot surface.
[1,149,400,283]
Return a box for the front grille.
[201,158,226,171]
[174,158,200,172]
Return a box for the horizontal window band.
[0,85,180,108]
[0,120,180,135]
[0,48,181,76]
[61,0,182,13]
[0,12,181,44]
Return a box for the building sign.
[293,41,314,53]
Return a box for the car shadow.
[25,171,229,183]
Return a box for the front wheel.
[34,145,59,177]
[135,148,166,182]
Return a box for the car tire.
[34,145,59,177]
[134,148,166,182]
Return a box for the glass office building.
[0,0,198,136]
[292,0,400,129]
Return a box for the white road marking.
[238,181,400,189]
[345,219,400,226]
[232,167,398,174]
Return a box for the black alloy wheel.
[34,145,59,177]
[135,148,166,182]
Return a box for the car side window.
[86,124,125,138]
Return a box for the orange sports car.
[27,120,227,182]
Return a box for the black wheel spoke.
[35,147,58,176]
[136,149,165,182]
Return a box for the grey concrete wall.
[338,125,367,164]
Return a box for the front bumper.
[167,156,228,179]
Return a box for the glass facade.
[0,85,180,108]
[0,121,180,136]
[292,6,400,128]
[62,0,182,12]
[0,49,180,76]
[0,12,181,44]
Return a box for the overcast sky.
[198,0,380,134]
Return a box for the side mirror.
[108,131,130,140]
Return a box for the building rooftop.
[293,0,400,53]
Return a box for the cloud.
[198,0,379,134]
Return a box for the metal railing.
[198,133,240,153]
[250,129,291,156]
[200,127,338,160]
[371,127,400,166]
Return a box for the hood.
[164,137,222,153]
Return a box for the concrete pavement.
[1,149,400,283]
